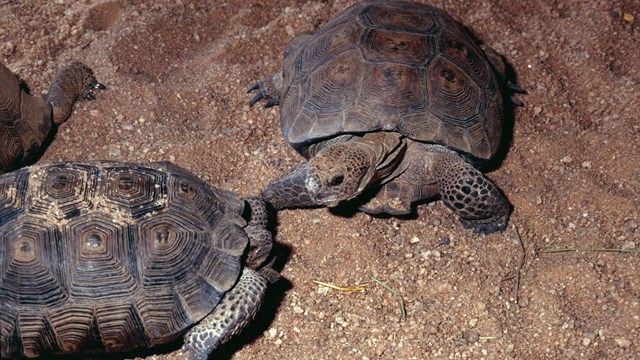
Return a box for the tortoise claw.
[250,92,265,106]
[510,95,524,107]
[265,99,277,108]
[92,81,107,90]
[83,81,106,101]
[507,81,525,94]
[247,73,282,108]
[506,81,525,106]
[246,81,261,93]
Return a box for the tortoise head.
[262,132,407,209]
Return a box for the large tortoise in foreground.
[0,61,104,174]
[250,0,522,234]
[0,161,278,359]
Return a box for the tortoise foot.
[247,72,283,107]
[359,183,412,216]
[459,213,508,235]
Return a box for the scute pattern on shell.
[281,0,502,161]
[0,161,248,358]
[0,64,52,174]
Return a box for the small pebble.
[615,337,631,348]
[1,41,16,56]
[561,155,573,163]
[621,241,636,250]
[466,331,480,344]
[108,144,121,157]
[425,324,439,335]
[533,106,542,115]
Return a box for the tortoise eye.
[328,174,344,187]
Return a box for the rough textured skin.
[0,161,275,358]
[262,132,406,208]
[182,268,269,360]
[251,0,514,234]
[360,143,510,233]
[0,62,103,175]
[46,61,104,125]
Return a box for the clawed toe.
[459,215,508,235]
[507,81,525,106]
[247,73,283,108]
[510,95,524,107]
[249,91,264,106]
[92,81,107,90]
[83,81,106,101]
[507,81,525,94]
[247,80,271,107]
[265,98,278,108]
[247,80,279,107]
[246,81,262,93]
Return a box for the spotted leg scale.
[430,146,510,234]
[181,268,268,360]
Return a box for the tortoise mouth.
[319,197,341,207]
[305,172,354,207]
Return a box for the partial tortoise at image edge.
[0,61,105,174]
[0,161,279,360]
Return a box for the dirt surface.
[2,0,639,359]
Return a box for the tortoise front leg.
[242,197,273,268]
[427,145,510,234]
[181,268,268,360]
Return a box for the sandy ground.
[1,0,639,359]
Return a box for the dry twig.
[312,280,366,292]
[539,248,640,254]
[512,225,526,304]
[370,276,406,321]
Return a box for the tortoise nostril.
[328,174,344,187]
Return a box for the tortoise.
[249,0,523,234]
[0,161,279,359]
[0,61,105,175]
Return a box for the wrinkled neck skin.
[262,132,407,209]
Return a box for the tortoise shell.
[280,0,503,161]
[0,161,251,357]
[0,63,53,174]
[0,61,103,175]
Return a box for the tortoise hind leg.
[247,71,284,108]
[482,46,525,106]
[428,145,510,234]
[248,32,313,108]
[181,268,268,360]
[46,61,105,125]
